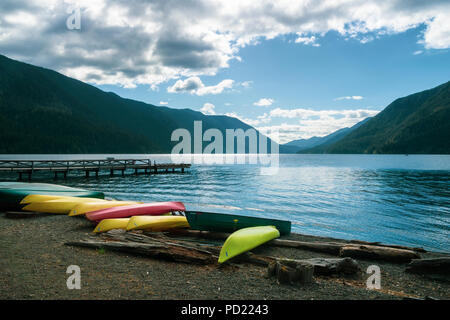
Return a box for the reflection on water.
[0,154,449,252]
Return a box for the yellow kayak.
[22,197,107,214]
[126,215,189,232]
[218,226,280,263]
[20,194,104,204]
[69,200,142,216]
[93,218,130,233]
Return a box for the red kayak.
[85,202,185,222]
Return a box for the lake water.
[1,154,449,252]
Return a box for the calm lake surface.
[1,154,449,252]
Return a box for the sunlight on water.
[1,154,449,252]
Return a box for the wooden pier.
[0,159,191,180]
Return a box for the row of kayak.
[1,182,291,263]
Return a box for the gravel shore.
[0,212,448,300]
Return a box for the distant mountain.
[0,54,286,154]
[308,81,450,154]
[283,118,371,153]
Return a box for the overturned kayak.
[21,194,106,205]
[85,202,186,222]
[22,197,108,214]
[127,215,190,232]
[218,226,280,263]
[69,200,142,216]
[0,182,104,210]
[185,211,291,236]
[93,218,130,233]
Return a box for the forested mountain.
[0,54,284,154]
[308,81,450,154]
[284,118,371,153]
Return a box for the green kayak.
[0,182,104,210]
[184,211,291,236]
[219,226,280,263]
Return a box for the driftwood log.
[266,257,361,285]
[65,230,216,264]
[165,229,422,263]
[267,260,314,285]
[348,239,427,253]
[339,245,420,263]
[405,258,450,281]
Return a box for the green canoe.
[0,182,104,210]
[219,226,280,263]
[184,211,291,236]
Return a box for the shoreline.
[0,211,448,300]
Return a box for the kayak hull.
[85,202,186,222]
[127,215,190,232]
[185,211,291,236]
[22,197,108,214]
[93,218,130,233]
[0,182,104,210]
[69,201,141,216]
[218,226,280,263]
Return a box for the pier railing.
[0,159,190,179]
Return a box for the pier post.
[121,169,125,176]
[95,170,99,178]
[54,172,58,180]
[18,172,22,180]
[182,168,185,173]
[27,172,32,180]
[110,169,114,176]
[135,168,138,175]
[64,171,67,179]
[85,171,89,178]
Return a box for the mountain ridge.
[0,54,286,154]
[312,81,450,154]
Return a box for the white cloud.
[167,77,234,95]
[240,81,253,88]
[224,106,379,143]
[413,50,423,55]
[420,14,450,49]
[0,1,449,88]
[253,98,275,107]
[264,107,380,143]
[334,96,364,101]
[200,102,216,115]
[159,101,168,105]
[295,35,320,47]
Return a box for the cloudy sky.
[1,0,449,143]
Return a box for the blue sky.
[1,0,449,143]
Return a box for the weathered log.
[101,230,222,255]
[348,239,426,253]
[405,258,450,276]
[339,245,420,263]
[278,257,361,276]
[268,260,314,285]
[165,229,424,260]
[65,239,215,264]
